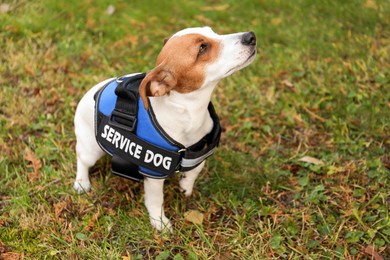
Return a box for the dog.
[74,27,256,231]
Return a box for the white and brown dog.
[74,27,256,231]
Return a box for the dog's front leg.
[144,178,172,232]
[179,161,205,197]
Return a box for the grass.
[0,0,389,258]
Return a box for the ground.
[0,0,389,259]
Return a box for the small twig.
[0,178,61,205]
[263,193,287,210]
[303,106,327,122]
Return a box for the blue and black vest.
[94,73,221,181]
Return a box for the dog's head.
[139,27,257,109]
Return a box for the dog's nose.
[241,32,256,46]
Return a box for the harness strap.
[112,155,143,182]
[112,73,145,131]
[97,115,182,177]
[180,103,221,171]
[95,73,221,181]
[110,73,147,181]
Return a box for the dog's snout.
[241,32,256,46]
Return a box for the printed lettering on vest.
[145,150,172,170]
[95,75,221,179]
[100,124,173,171]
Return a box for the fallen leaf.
[0,242,6,253]
[265,86,276,104]
[293,113,305,127]
[24,147,42,181]
[364,245,384,260]
[112,34,138,48]
[184,210,204,225]
[271,18,283,25]
[200,4,229,11]
[195,15,213,25]
[298,156,324,165]
[281,79,294,88]
[364,0,377,9]
[153,233,163,244]
[381,155,390,170]
[85,209,101,231]
[1,252,23,260]
[86,17,96,30]
[24,64,35,76]
[54,201,67,222]
[0,3,11,13]
[1,195,11,201]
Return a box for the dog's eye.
[198,43,208,56]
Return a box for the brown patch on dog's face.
[157,34,221,92]
[139,34,221,109]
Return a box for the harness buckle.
[110,109,137,132]
[115,76,125,83]
[174,148,187,173]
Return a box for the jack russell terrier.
[74,27,256,231]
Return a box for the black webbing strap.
[97,116,182,178]
[112,155,143,182]
[112,73,145,131]
[110,73,146,181]
[95,73,222,181]
[179,103,221,171]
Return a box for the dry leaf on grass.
[24,64,35,76]
[85,210,102,231]
[54,201,67,222]
[195,15,213,25]
[200,4,229,11]
[0,3,11,13]
[184,210,204,225]
[281,79,294,88]
[0,243,6,254]
[364,245,384,260]
[364,0,377,9]
[271,18,283,25]
[298,156,324,165]
[1,252,24,260]
[24,147,42,181]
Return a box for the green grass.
[1,0,389,258]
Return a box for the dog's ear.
[163,34,173,46]
[139,63,177,110]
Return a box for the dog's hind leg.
[73,89,105,193]
[179,161,205,197]
[74,138,104,193]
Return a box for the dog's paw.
[179,177,194,197]
[150,216,173,233]
[74,181,91,194]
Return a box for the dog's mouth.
[224,48,257,76]
[247,49,256,61]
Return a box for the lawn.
[0,0,389,259]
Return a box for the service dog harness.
[95,73,221,181]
